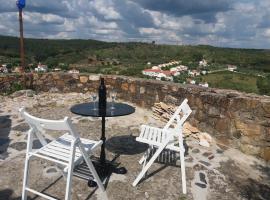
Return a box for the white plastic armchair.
[132,99,192,194]
[19,108,105,200]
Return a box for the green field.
[201,71,259,94]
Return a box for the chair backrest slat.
[19,108,80,139]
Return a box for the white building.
[228,65,237,72]
[142,69,161,77]
[199,59,208,67]
[53,68,62,72]
[152,66,160,70]
[35,63,48,72]
[201,70,207,75]
[177,65,188,71]
[188,70,200,77]
[0,64,8,73]
[190,80,196,84]
[199,82,209,87]
[156,73,166,80]
[68,69,80,74]
[143,69,175,81]
[170,67,178,72]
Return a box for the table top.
[70,102,135,117]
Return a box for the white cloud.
[264,29,270,37]
[90,0,121,20]
[0,0,269,48]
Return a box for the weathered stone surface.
[121,82,129,91]
[9,142,27,151]
[12,123,29,132]
[260,147,270,161]
[49,87,59,93]
[139,86,145,94]
[46,167,58,174]
[89,75,100,81]
[192,149,200,154]
[56,80,65,88]
[199,160,211,167]
[129,84,136,93]
[240,143,261,155]
[195,182,207,188]
[215,118,230,133]
[208,107,220,117]
[79,76,88,83]
[235,120,262,137]
[0,95,268,199]
[199,172,207,184]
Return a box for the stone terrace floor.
[0,91,269,200]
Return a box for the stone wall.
[0,73,269,161]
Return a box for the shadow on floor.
[106,135,148,155]
[251,161,270,179]
[239,178,270,200]
[0,115,12,159]
[134,140,189,185]
[0,189,30,200]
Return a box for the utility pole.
[16,0,26,73]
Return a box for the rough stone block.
[139,86,145,94]
[240,143,260,155]
[89,75,100,81]
[129,84,136,93]
[121,82,129,91]
[79,76,88,83]
[260,147,270,161]
[235,120,262,136]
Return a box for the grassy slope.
[202,71,259,94]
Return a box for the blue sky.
[0,0,270,49]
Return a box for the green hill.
[1,35,270,72]
[1,35,270,95]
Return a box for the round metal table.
[70,102,135,181]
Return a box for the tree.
[59,63,69,71]
[257,75,270,95]
[173,72,189,83]
[46,58,58,69]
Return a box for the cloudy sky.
[0,0,270,49]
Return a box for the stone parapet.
[0,73,269,161]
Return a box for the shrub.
[257,75,270,95]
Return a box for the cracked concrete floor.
[0,92,269,200]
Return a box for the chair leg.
[139,146,150,165]
[84,155,105,192]
[139,152,146,164]
[142,148,149,177]
[22,155,30,200]
[22,130,34,200]
[65,144,76,200]
[78,143,105,192]
[180,150,187,194]
[132,146,164,187]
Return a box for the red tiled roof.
[161,70,173,75]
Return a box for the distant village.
[0,62,80,74]
[0,55,120,75]
[142,60,238,87]
[1,58,239,88]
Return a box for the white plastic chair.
[19,108,105,200]
[132,99,192,194]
